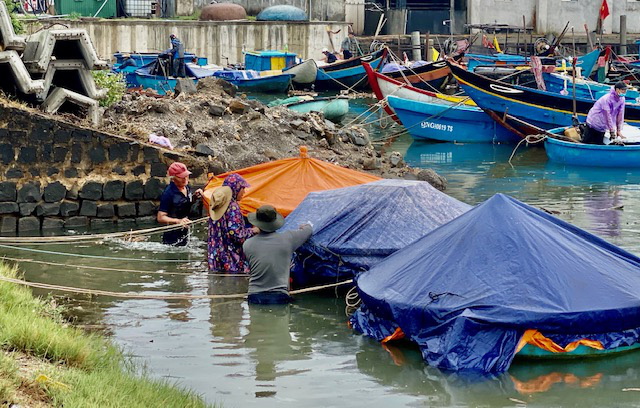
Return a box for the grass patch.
[0,263,213,407]
[175,10,201,20]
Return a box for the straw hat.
[207,186,232,221]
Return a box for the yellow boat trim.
[455,75,640,125]
[436,93,476,106]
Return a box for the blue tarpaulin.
[350,194,640,373]
[281,179,471,288]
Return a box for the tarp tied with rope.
[204,147,381,217]
[280,179,470,288]
[350,194,640,374]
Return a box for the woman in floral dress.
[207,173,257,273]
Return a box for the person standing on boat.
[166,34,186,78]
[243,205,313,304]
[157,162,203,246]
[340,29,361,60]
[321,48,337,64]
[583,81,627,144]
[206,173,257,274]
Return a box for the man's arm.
[287,225,313,251]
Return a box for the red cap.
[167,162,192,178]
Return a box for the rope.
[0,218,208,245]
[508,134,547,164]
[0,244,197,263]
[0,256,246,278]
[344,285,361,316]
[386,49,441,93]
[0,275,353,300]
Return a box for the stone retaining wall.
[0,103,209,234]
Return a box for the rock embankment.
[98,78,446,189]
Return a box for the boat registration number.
[421,121,453,132]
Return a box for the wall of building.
[467,0,640,34]
[0,103,208,234]
[24,20,351,65]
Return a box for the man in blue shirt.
[166,34,186,78]
[321,48,337,64]
[157,162,202,246]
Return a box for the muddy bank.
[95,78,446,189]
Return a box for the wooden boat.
[282,59,318,86]
[363,61,473,122]
[466,48,601,78]
[387,95,520,143]
[518,342,640,359]
[130,60,220,95]
[213,70,292,93]
[545,126,640,167]
[114,52,206,67]
[314,48,387,91]
[449,62,640,130]
[543,72,640,101]
[284,96,349,123]
[379,59,452,92]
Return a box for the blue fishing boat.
[466,48,600,78]
[213,70,292,93]
[269,96,349,122]
[130,59,220,95]
[449,62,640,129]
[113,52,206,68]
[387,95,520,143]
[545,127,640,167]
[314,48,387,91]
[542,72,640,101]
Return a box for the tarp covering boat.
[350,193,640,374]
[203,147,380,217]
[135,58,216,79]
[281,179,471,287]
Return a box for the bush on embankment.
[0,262,213,407]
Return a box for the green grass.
[0,263,214,407]
[175,10,201,20]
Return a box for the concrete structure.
[468,0,640,34]
[41,88,100,127]
[24,19,352,65]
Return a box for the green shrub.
[92,70,126,107]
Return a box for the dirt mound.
[96,78,444,187]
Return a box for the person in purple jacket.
[583,81,627,145]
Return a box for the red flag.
[600,0,610,21]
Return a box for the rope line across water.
[0,244,197,263]
[0,256,246,278]
[0,218,208,245]
[0,275,354,300]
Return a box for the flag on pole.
[599,0,610,22]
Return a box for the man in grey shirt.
[243,205,313,304]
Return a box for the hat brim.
[247,211,285,232]
[171,170,192,178]
[207,186,232,221]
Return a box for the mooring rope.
[0,256,246,278]
[0,218,208,245]
[0,275,353,300]
[0,244,197,263]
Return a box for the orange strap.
[516,329,604,354]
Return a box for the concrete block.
[124,181,144,201]
[137,201,157,216]
[103,180,124,201]
[42,218,64,230]
[43,181,67,202]
[144,178,164,200]
[19,202,37,216]
[0,215,17,233]
[79,182,102,200]
[0,2,26,51]
[17,183,41,203]
[18,216,40,232]
[79,200,97,216]
[41,87,100,127]
[36,59,107,101]
[150,162,168,177]
[116,203,136,217]
[0,202,18,214]
[97,203,115,218]
[0,181,17,201]
[36,202,60,216]
[91,218,114,229]
[64,216,88,228]
[59,200,80,216]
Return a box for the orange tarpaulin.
[204,147,381,217]
[516,329,604,354]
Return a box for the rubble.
[91,77,442,184]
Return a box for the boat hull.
[214,72,292,93]
[545,132,640,167]
[286,97,349,123]
[449,62,640,129]
[382,60,451,91]
[314,49,386,91]
[283,59,318,85]
[387,95,520,143]
[518,342,640,359]
[134,73,183,95]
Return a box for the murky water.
[4,98,640,407]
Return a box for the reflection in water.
[583,188,622,237]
